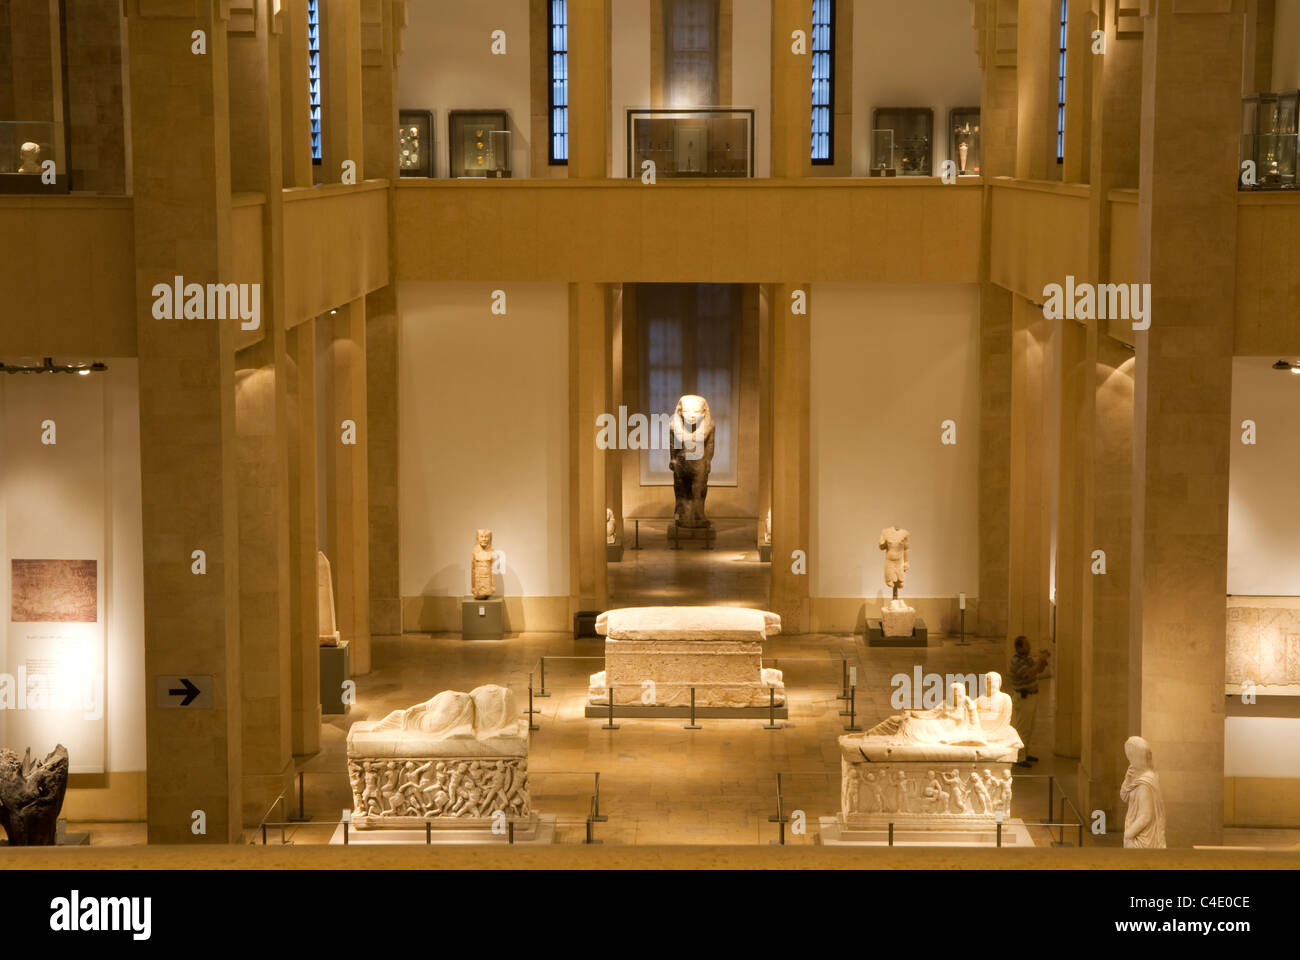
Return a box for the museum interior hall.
[3,0,1300,872]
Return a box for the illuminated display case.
[949,107,981,177]
[872,107,933,177]
[627,108,754,178]
[1240,92,1298,190]
[0,120,69,194]
[448,110,511,178]
[398,110,434,178]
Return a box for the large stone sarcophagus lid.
[346,684,531,830]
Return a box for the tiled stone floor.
[61,534,1300,851]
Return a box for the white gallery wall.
[1227,357,1300,596]
[730,0,772,179]
[810,283,981,601]
[0,362,145,788]
[611,0,652,177]
[399,282,570,607]
[398,0,532,178]
[851,0,982,177]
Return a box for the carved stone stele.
[317,551,340,646]
[346,685,531,829]
[0,744,69,845]
[470,529,495,599]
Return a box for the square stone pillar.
[279,0,314,187]
[769,282,810,633]
[1131,0,1244,847]
[977,283,1012,639]
[1080,337,1135,823]
[770,0,812,178]
[1015,0,1058,181]
[569,282,610,614]
[126,0,242,844]
[328,301,372,674]
[286,319,321,757]
[321,0,363,182]
[568,0,610,178]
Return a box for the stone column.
[1015,0,1057,181]
[362,0,402,636]
[328,301,372,674]
[1131,0,1243,847]
[1007,296,1053,652]
[569,282,610,615]
[321,0,363,182]
[285,319,321,757]
[279,0,313,187]
[567,0,610,178]
[126,0,242,844]
[1080,337,1135,823]
[1054,317,1089,758]
[770,0,812,178]
[769,282,810,633]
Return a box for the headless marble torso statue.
[879,526,910,597]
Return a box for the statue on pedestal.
[17,142,41,175]
[606,508,617,545]
[470,529,495,599]
[878,525,915,636]
[1121,735,1167,849]
[669,395,715,529]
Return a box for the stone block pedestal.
[462,597,505,640]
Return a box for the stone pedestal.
[587,606,785,711]
[320,640,352,716]
[606,541,624,562]
[758,541,772,562]
[462,597,504,640]
[882,602,917,637]
[668,523,715,549]
[866,617,929,648]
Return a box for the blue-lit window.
[1057,0,1067,164]
[810,0,834,164]
[309,0,323,164]
[549,1,569,164]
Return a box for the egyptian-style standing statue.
[669,395,715,529]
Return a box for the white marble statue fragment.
[588,606,784,709]
[17,142,41,174]
[470,529,495,599]
[317,551,340,646]
[669,395,715,529]
[878,525,916,636]
[1120,735,1167,849]
[346,685,531,828]
[607,508,617,545]
[839,673,1020,821]
[764,509,772,545]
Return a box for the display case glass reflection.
[1240,92,1298,191]
[949,107,981,177]
[871,108,933,177]
[448,110,511,178]
[399,110,434,178]
[627,108,754,178]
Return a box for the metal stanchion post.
[997,821,1003,848]
[426,821,432,844]
[508,820,515,845]
[288,771,312,822]
[837,656,850,701]
[763,686,781,730]
[261,823,267,845]
[888,822,894,846]
[602,684,619,730]
[344,821,349,845]
[684,686,701,730]
[592,772,607,822]
[537,657,550,697]
[528,674,540,731]
[844,684,862,732]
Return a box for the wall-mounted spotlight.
[0,357,109,375]
[1273,360,1300,375]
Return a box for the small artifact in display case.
[950,107,981,176]
[627,108,755,178]
[398,109,433,177]
[448,110,511,178]
[872,108,934,177]
[870,129,896,176]
[0,120,68,194]
[1240,91,1298,190]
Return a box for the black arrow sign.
[168,678,200,707]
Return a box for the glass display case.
[398,110,434,178]
[950,107,981,177]
[448,110,511,178]
[872,108,933,177]
[0,120,68,194]
[873,107,935,176]
[1240,92,1298,190]
[627,108,754,178]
